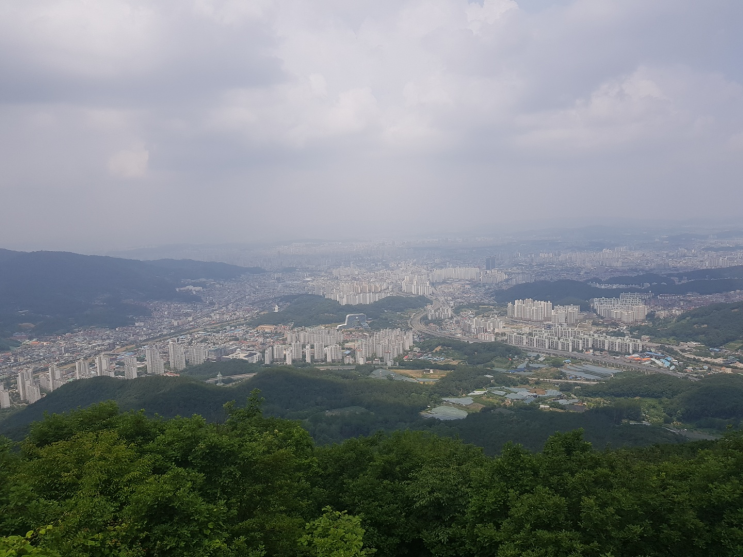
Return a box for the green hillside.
[496,276,743,308]
[582,373,743,429]
[0,363,698,454]
[632,301,743,346]
[493,280,614,307]
[669,265,743,280]
[250,294,428,327]
[2,397,743,555]
[0,250,262,336]
[414,337,522,366]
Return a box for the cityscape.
[1,0,743,553]
[3,230,743,409]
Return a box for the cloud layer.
[1,0,742,250]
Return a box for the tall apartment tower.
[95,354,110,377]
[47,364,58,392]
[145,346,164,375]
[305,344,312,363]
[186,344,207,366]
[0,384,10,409]
[17,371,26,401]
[17,370,40,404]
[264,348,273,365]
[75,359,88,380]
[25,380,41,404]
[169,341,186,372]
[285,349,293,366]
[123,355,138,380]
[291,342,303,360]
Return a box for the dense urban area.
[4,228,743,557]
[3,229,743,414]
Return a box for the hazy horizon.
[3,219,743,257]
[2,0,742,252]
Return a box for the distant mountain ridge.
[0,249,21,263]
[0,249,264,336]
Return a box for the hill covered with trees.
[0,250,262,337]
[249,295,428,328]
[2,397,743,556]
[632,301,743,347]
[0,364,695,453]
[494,273,743,308]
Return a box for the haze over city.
[1,0,742,252]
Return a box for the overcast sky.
[1,0,742,252]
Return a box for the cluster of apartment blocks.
[427,305,453,320]
[7,354,130,407]
[507,299,580,325]
[144,341,209,374]
[429,267,508,284]
[322,281,392,305]
[591,293,650,324]
[461,316,505,341]
[320,267,510,303]
[266,326,344,365]
[506,327,643,355]
[325,291,389,305]
[263,327,413,367]
[353,328,414,366]
[402,276,434,296]
[4,325,413,407]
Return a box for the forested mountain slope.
[0,366,683,453]
[0,250,260,335]
[1,399,742,556]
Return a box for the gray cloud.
[1,0,742,251]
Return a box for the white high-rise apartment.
[145,346,164,375]
[291,342,303,360]
[17,370,28,401]
[552,305,580,325]
[17,370,41,404]
[169,341,186,372]
[507,299,554,322]
[186,344,208,366]
[123,356,138,380]
[75,359,88,380]
[47,364,59,392]
[26,381,41,404]
[0,385,10,409]
[264,348,273,365]
[430,267,481,282]
[95,354,110,377]
[591,293,649,323]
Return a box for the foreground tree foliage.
[1,393,743,556]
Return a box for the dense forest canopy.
[2,397,743,556]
